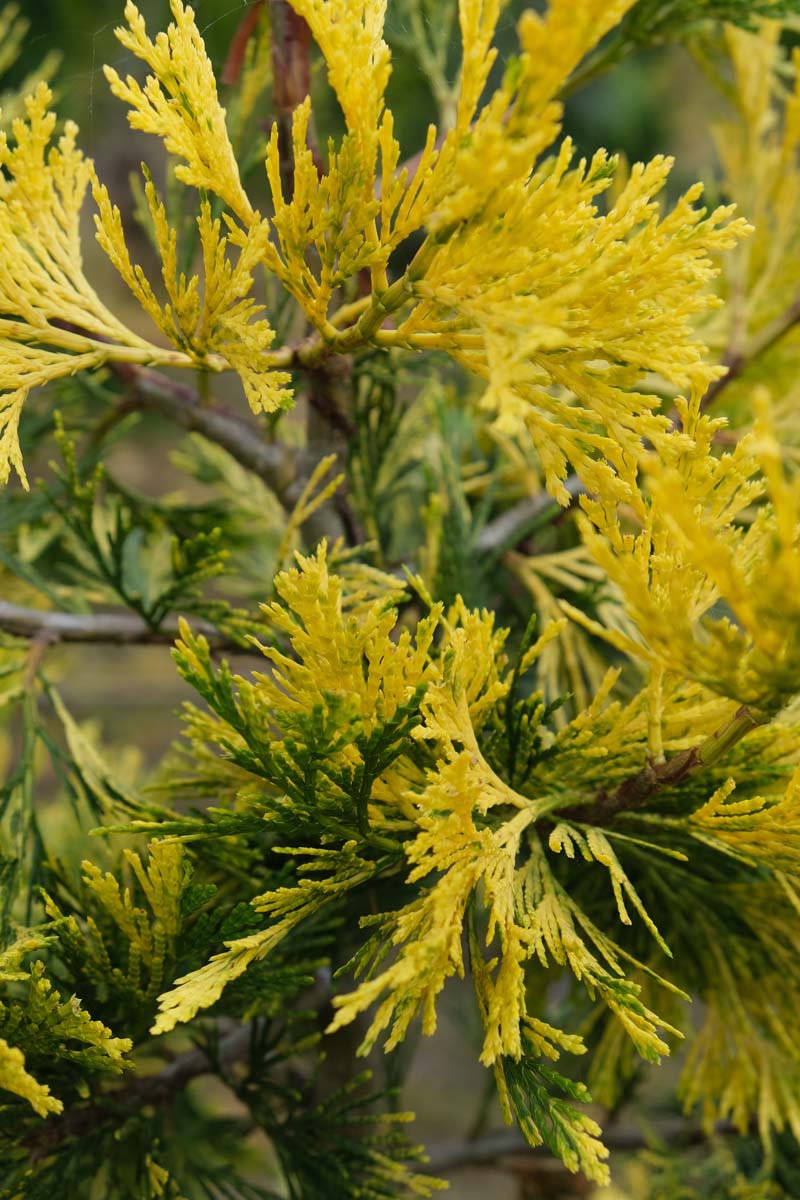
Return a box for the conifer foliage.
[4,0,800,1195]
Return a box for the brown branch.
[698,346,747,415]
[307,358,357,441]
[114,361,357,546]
[303,360,363,546]
[422,1117,739,1177]
[113,364,298,511]
[110,363,356,551]
[700,294,800,413]
[0,601,255,654]
[25,1024,253,1163]
[270,1,324,189]
[564,704,764,825]
[221,1,265,86]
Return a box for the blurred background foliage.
[15,0,718,186]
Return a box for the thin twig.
[0,601,255,654]
[221,0,265,86]
[114,364,298,510]
[700,294,800,412]
[422,1117,739,1175]
[25,1024,253,1162]
[270,1,324,187]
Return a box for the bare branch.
[0,601,255,654]
[700,294,800,413]
[422,1117,739,1176]
[26,1024,254,1163]
[113,364,298,510]
[476,478,585,556]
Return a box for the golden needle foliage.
[8,1,800,1194]
[1,0,747,494]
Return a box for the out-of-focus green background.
[8,5,728,1196]
[17,1,722,181]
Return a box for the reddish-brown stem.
[269,1,324,188]
[221,1,265,86]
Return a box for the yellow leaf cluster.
[45,842,188,1006]
[689,768,800,873]
[350,0,749,504]
[0,1036,62,1117]
[713,23,800,338]
[153,840,380,1035]
[152,547,681,1084]
[105,0,253,223]
[92,0,750,512]
[0,957,132,1122]
[679,892,800,1145]
[0,0,754,502]
[94,179,290,412]
[290,0,391,142]
[0,85,172,487]
[413,151,746,505]
[0,931,63,1116]
[517,0,639,117]
[0,3,305,487]
[254,544,440,743]
[574,395,800,717]
[506,544,638,721]
[469,928,610,1185]
[700,22,800,447]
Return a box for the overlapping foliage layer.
[3,1,800,1196]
